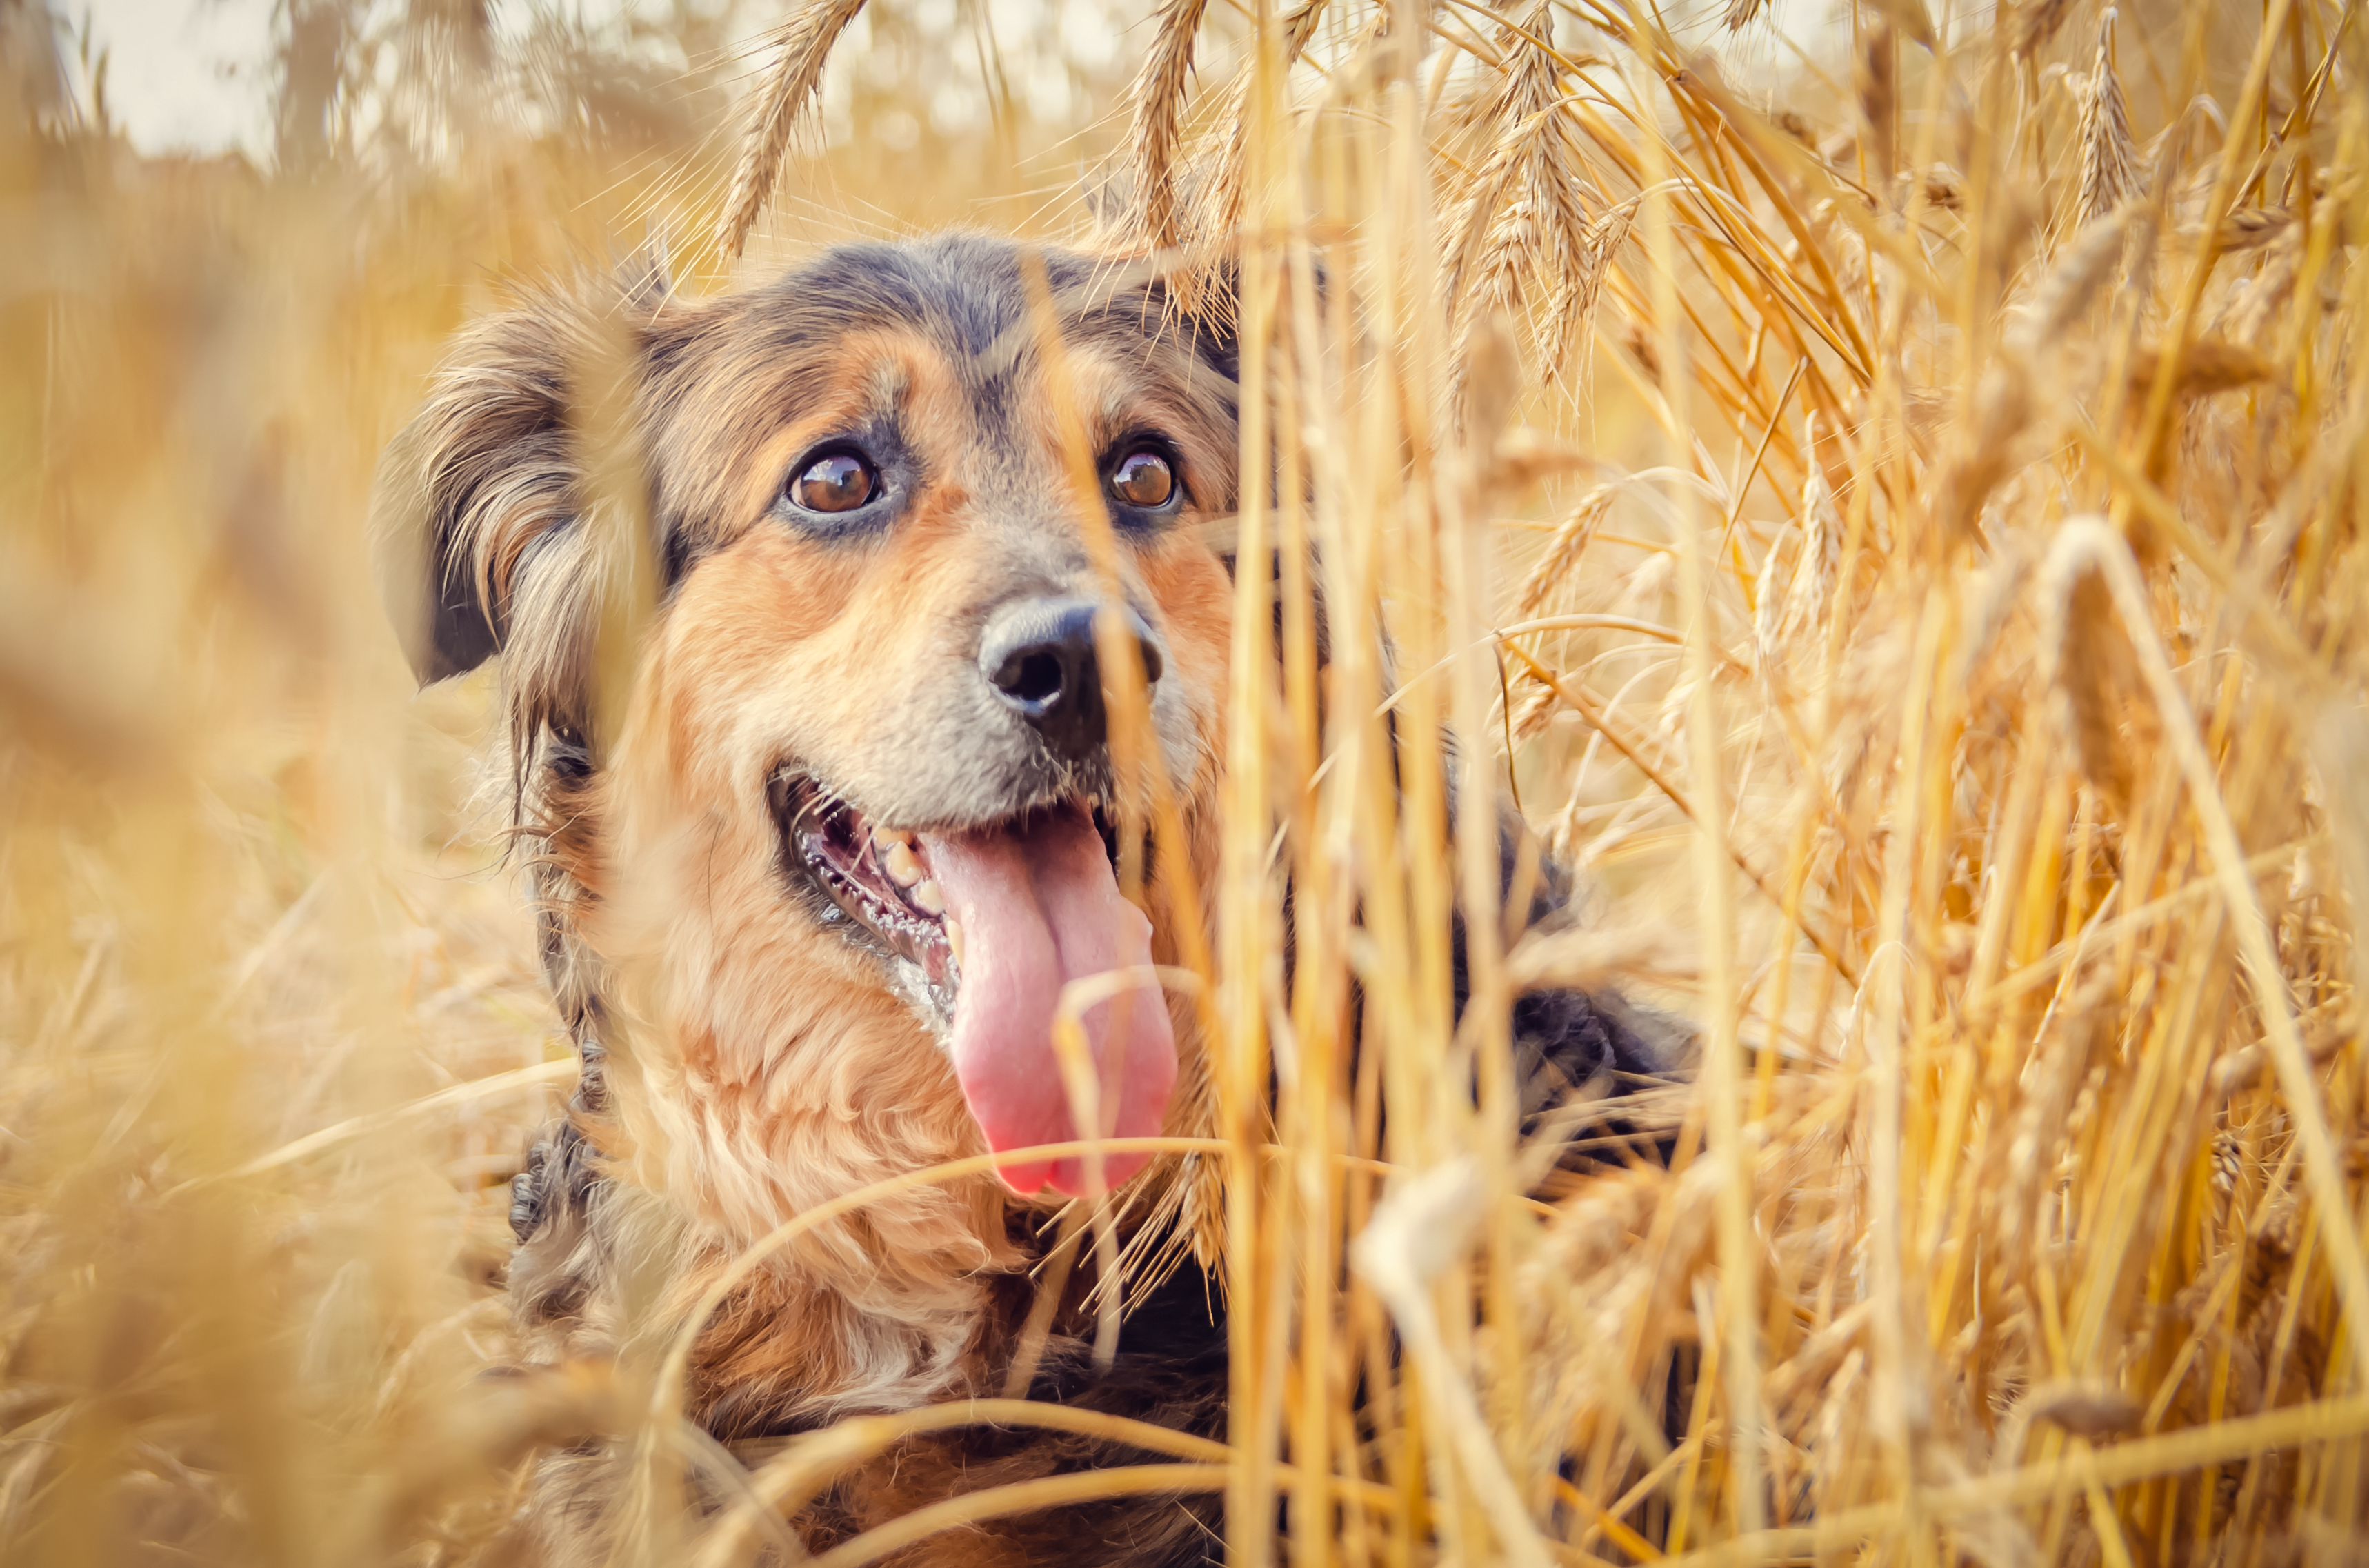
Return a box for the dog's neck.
[583,984,1030,1416]
[510,768,1221,1430]
[526,911,1141,1429]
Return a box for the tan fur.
[377,237,1266,1560]
[383,237,1683,1564]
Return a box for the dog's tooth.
[911,878,945,915]
[872,825,909,852]
[944,917,965,967]
[883,841,923,886]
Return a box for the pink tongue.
[918,807,1177,1198]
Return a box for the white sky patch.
[79,0,279,157]
[76,0,684,159]
[70,0,1835,163]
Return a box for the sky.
[71,0,1829,163]
[77,0,281,157]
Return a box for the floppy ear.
[372,252,676,712]
[372,303,582,689]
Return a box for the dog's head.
[377,234,1237,1244]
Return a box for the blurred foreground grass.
[6,0,2369,1562]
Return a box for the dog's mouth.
[770,776,1176,1199]
[774,777,969,1004]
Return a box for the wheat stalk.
[1444,3,1603,401]
[2013,0,2075,57]
[1539,197,1634,383]
[1127,0,1213,258]
[1186,0,1332,254]
[2075,10,2143,228]
[712,0,869,261]
[11,2,2369,1565]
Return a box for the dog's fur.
[377,232,1680,1564]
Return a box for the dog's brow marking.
[963,318,1033,386]
[955,261,1142,389]
[1083,359,1153,445]
[864,353,909,413]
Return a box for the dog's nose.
[979,596,1165,759]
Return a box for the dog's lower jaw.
[888,956,959,1049]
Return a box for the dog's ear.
[1156,252,1337,386]
[372,252,676,694]
[372,303,581,687]
[1161,259,1243,389]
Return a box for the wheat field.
[3,0,2366,1562]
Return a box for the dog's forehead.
[719,236,1210,425]
[756,234,1090,355]
[643,234,1237,548]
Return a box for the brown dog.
[376,232,1677,1564]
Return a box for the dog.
[374,231,1683,1564]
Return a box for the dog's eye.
[791,452,877,514]
[1108,449,1176,510]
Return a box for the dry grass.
[715,0,872,259]
[5,0,2368,1563]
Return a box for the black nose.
[978,596,1166,760]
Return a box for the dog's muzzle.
[977,596,1166,763]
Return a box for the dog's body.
[377,232,1680,1564]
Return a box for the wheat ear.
[2075,10,2141,227]
[1188,0,1332,250]
[713,0,870,261]
[1129,0,1212,257]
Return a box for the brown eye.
[792,452,877,514]
[1108,449,1176,510]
